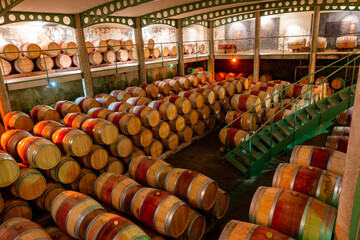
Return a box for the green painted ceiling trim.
[140,0,261,27]
[0,0,23,16]
[80,0,153,28]
[182,0,360,26]
[84,16,135,28]
[182,20,209,28]
[0,11,75,28]
[151,19,178,28]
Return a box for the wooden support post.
[308,6,320,83]
[135,17,147,85]
[335,74,360,239]
[0,74,11,119]
[176,19,185,76]
[254,11,261,82]
[207,20,215,77]
[74,14,94,97]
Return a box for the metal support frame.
[308,6,320,83]
[0,0,23,16]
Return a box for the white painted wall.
[278,11,312,36]
[142,24,176,43]
[183,25,208,41]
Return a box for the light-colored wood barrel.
[290,145,346,176]
[224,73,236,80]
[126,96,152,106]
[184,75,198,87]
[92,40,108,53]
[50,190,105,239]
[125,86,147,97]
[287,38,306,50]
[171,46,177,56]
[17,136,61,169]
[164,79,181,92]
[107,112,142,136]
[196,105,211,120]
[89,51,104,65]
[219,128,249,148]
[0,217,51,239]
[75,97,101,113]
[174,77,190,90]
[169,115,186,132]
[204,189,229,219]
[110,90,132,102]
[249,187,337,239]
[192,88,216,105]
[332,126,350,137]
[205,115,217,130]
[219,220,293,240]
[121,39,134,51]
[215,72,226,81]
[152,120,171,139]
[183,109,199,125]
[178,125,194,142]
[103,50,116,63]
[85,212,149,240]
[162,46,170,57]
[81,118,119,145]
[259,74,272,83]
[225,80,243,93]
[162,132,179,150]
[144,139,164,157]
[0,151,20,187]
[106,39,121,52]
[148,100,177,121]
[33,120,63,140]
[46,226,73,240]
[53,100,81,117]
[95,93,117,107]
[144,47,151,59]
[132,127,153,148]
[116,49,129,62]
[231,94,261,113]
[336,36,358,49]
[129,106,161,128]
[129,156,173,189]
[88,107,113,119]
[144,39,155,49]
[214,82,235,97]
[273,163,342,207]
[154,81,171,95]
[99,157,124,174]
[85,41,95,54]
[14,57,34,73]
[1,129,32,157]
[151,48,161,58]
[47,156,81,184]
[70,169,98,195]
[0,199,32,223]
[94,173,142,214]
[20,43,41,59]
[177,208,205,240]
[11,166,47,200]
[221,97,231,110]
[30,105,60,123]
[164,96,192,115]
[108,134,133,158]
[336,108,353,126]
[41,42,60,57]
[244,90,271,108]
[131,187,190,237]
[326,136,348,153]
[54,54,72,69]
[140,84,159,99]
[225,111,257,131]
[52,127,92,157]
[63,112,91,129]
[202,85,226,100]
[59,41,78,56]
[108,101,133,113]
[129,49,137,60]
[123,147,145,166]
[165,168,218,211]
[34,182,65,211]
[178,91,204,109]
[0,59,12,75]
[80,144,109,170]
[331,77,344,90]
[0,44,19,62]
[192,120,206,136]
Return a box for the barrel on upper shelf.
[0,44,20,61]
[20,43,41,59]
[287,37,306,50]
[336,35,358,49]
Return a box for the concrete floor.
[166,128,331,239]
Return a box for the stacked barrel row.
[143,39,178,60]
[183,43,207,55]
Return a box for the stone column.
[0,74,11,119]
[254,11,261,82]
[135,17,147,84]
[308,6,320,83]
[74,14,94,97]
[176,19,185,76]
[207,20,215,77]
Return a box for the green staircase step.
[267,129,285,142]
[242,144,262,160]
[258,132,272,146]
[316,103,328,113]
[224,154,248,173]
[339,92,350,101]
[305,108,319,119]
[327,98,340,107]
[251,139,269,154]
[232,149,251,166]
[285,118,301,129]
[296,113,309,124]
[275,122,293,135]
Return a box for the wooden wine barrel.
[153,81,170,95]
[162,132,179,150]
[152,120,170,139]
[336,108,353,126]
[215,72,226,82]
[106,39,121,52]
[47,156,81,184]
[41,42,60,57]
[225,111,257,131]
[11,166,46,200]
[183,109,199,125]
[53,101,80,118]
[150,48,161,58]
[85,213,149,240]
[221,97,230,110]
[202,85,226,100]
[326,136,348,153]
[273,163,342,207]
[332,126,350,137]
[52,127,92,157]
[59,41,77,56]
[205,115,216,130]
[107,112,142,136]
[129,156,173,189]
[191,120,206,136]
[193,73,206,84]
[17,137,61,169]
[244,90,271,108]
[95,93,117,107]
[34,182,65,211]
[331,77,344,90]
[99,157,124,174]
[163,96,191,115]
[177,209,205,240]
[224,73,236,80]
[85,41,95,54]
[170,46,177,56]
[89,51,103,65]
[30,105,60,123]
[131,188,190,237]
[217,111,227,124]
[231,94,261,113]
[287,38,306,50]
[144,139,164,157]
[157,94,165,100]
[126,96,152,106]
[178,91,204,109]
[110,90,132,102]
[219,128,249,148]
[63,112,90,129]
[219,220,293,240]
[0,218,51,239]
[143,47,151,59]
[54,54,72,69]
[0,151,20,187]
[108,134,133,158]
[336,36,358,49]
[88,107,113,119]
[80,144,109,170]
[74,97,101,113]
[184,45,193,54]
[178,125,194,142]
[51,191,105,239]
[290,145,346,176]
[148,100,177,121]
[210,101,221,115]
[20,43,41,59]
[0,44,20,61]
[174,77,190,90]
[46,226,73,240]
[204,189,229,219]
[144,39,155,49]
[169,115,186,132]
[94,173,142,214]
[163,79,180,92]
[108,102,133,114]
[92,40,108,53]
[0,199,32,223]
[192,89,215,105]
[121,39,134,51]
[129,106,161,128]
[129,49,137,60]
[140,84,159,98]
[0,59,12,75]
[70,169,98,195]
[116,49,129,62]
[259,74,272,83]
[253,85,281,103]
[82,118,119,145]
[224,80,242,93]
[125,86,147,97]
[123,147,145,166]
[103,50,116,63]
[184,75,198,87]
[33,120,63,140]
[165,168,217,210]
[14,57,34,73]
[233,77,250,90]
[162,46,170,57]
[214,82,235,97]
[197,105,211,120]
[1,129,32,157]
[132,127,153,148]
[249,187,337,239]
[265,108,293,123]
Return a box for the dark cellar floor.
[165,128,331,239]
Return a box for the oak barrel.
[231,94,261,113]
[89,51,103,65]
[88,107,113,119]
[103,50,116,63]
[47,156,81,184]
[183,109,199,125]
[85,41,95,54]
[53,100,81,117]
[0,218,51,239]
[95,93,117,107]
[126,86,147,97]
[63,112,91,129]
[108,101,133,113]
[92,40,108,53]
[116,50,129,62]
[178,126,194,142]
[132,127,153,148]
[81,118,119,145]
[34,182,65,211]
[192,88,216,104]
[140,84,159,98]
[107,112,142,136]
[332,126,350,137]
[74,97,101,113]
[164,79,181,92]
[70,169,98,195]
[178,91,204,109]
[0,44,19,61]
[80,144,109,170]
[1,129,32,157]
[164,96,192,114]
[59,41,78,56]
[110,90,132,102]
[162,132,179,150]
[33,120,63,140]
[152,120,170,139]
[336,108,352,126]
[219,128,249,148]
[326,136,348,153]
[0,198,32,224]
[192,120,206,136]
[54,54,72,69]
[0,151,20,187]
[202,85,226,100]
[126,97,152,106]
[41,42,60,57]
[204,189,229,219]
[99,157,124,175]
[178,209,205,240]
[108,134,133,158]
[0,59,11,75]
[36,55,54,71]
[225,111,257,131]
[336,36,358,49]
[106,39,121,52]
[144,139,164,157]
[30,105,60,123]
[169,115,185,132]
[129,106,161,128]
[148,100,177,121]
[154,81,171,95]
[123,147,145,166]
